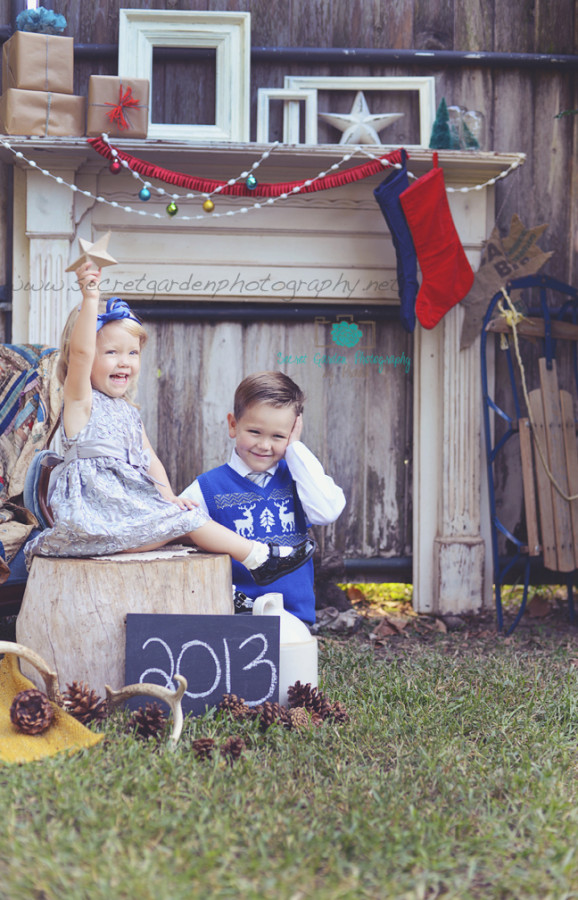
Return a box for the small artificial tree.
[429,98,452,150]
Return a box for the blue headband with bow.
[96,297,141,332]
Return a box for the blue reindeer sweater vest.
[197,460,315,623]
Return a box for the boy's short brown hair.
[234,371,305,419]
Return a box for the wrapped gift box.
[0,88,85,136]
[2,31,74,94]
[87,76,149,139]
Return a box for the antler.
[0,641,62,704]
[105,675,187,748]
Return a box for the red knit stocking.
[400,155,474,329]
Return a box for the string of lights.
[0,134,524,223]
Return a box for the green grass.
[2,635,578,900]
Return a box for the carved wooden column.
[413,276,490,614]
[12,161,82,346]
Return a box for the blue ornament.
[139,187,151,202]
[245,173,258,190]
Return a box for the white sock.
[242,542,293,569]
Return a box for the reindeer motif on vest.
[233,503,256,537]
[274,499,295,533]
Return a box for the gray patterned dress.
[25,390,209,563]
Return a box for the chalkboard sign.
[125,614,280,717]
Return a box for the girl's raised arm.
[62,261,101,436]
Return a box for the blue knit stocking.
[373,150,418,333]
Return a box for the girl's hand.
[168,494,200,511]
[76,260,101,299]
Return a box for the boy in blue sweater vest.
[181,372,345,624]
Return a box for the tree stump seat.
[16,549,233,695]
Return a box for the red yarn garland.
[88,137,405,197]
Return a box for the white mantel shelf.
[4,137,525,616]
[0,136,525,183]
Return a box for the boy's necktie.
[247,471,272,488]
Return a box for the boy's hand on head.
[288,413,303,444]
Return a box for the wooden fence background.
[0,0,576,575]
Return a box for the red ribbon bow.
[105,84,140,131]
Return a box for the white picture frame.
[284,75,436,148]
[256,88,318,144]
[118,9,251,142]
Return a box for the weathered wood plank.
[486,318,578,341]
[528,387,558,570]
[560,389,578,567]
[493,0,536,52]
[538,359,574,571]
[454,0,494,52]
[413,0,454,49]
[519,417,540,556]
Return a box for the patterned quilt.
[0,344,61,569]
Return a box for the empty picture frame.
[118,9,251,142]
[256,88,318,144]
[284,75,436,148]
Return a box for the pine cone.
[192,737,215,761]
[254,700,287,731]
[127,702,167,740]
[221,736,246,765]
[328,701,350,724]
[63,681,107,726]
[10,689,54,735]
[218,693,250,721]
[287,706,311,730]
[287,680,310,708]
[287,681,333,720]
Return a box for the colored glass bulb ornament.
[245,174,258,190]
[166,201,178,217]
[139,186,151,201]
[202,199,215,213]
[109,159,122,174]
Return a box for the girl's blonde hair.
[57,300,148,400]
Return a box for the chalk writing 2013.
[125,614,280,717]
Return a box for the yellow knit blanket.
[0,654,103,763]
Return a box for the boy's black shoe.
[234,590,254,614]
[250,539,316,587]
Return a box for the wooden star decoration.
[318,91,403,145]
[459,215,553,350]
[65,231,118,273]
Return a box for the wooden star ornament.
[459,215,553,350]
[65,232,118,273]
[318,91,403,145]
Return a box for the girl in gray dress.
[25,261,315,586]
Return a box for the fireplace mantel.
[2,137,525,614]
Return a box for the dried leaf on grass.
[346,586,366,604]
[414,617,448,634]
[527,595,551,618]
[314,607,362,633]
[369,615,411,643]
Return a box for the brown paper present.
[0,88,85,136]
[2,31,74,95]
[87,76,149,139]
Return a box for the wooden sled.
[482,275,578,632]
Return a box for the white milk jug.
[252,592,318,706]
